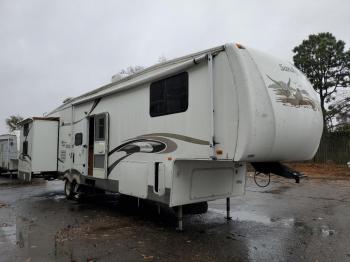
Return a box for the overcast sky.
[0,0,349,133]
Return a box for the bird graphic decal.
[267,75,293,98]
[266,75,319,111]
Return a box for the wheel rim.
[65,180,72,196]
[73,183,79,194]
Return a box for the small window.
[95,115,106,141]
[23,123,29,136]
[23,141,28,155]
[74,133,83,146]
[150,72,188,117]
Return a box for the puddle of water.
[279,218,295,227]
[208,208,296,227]
[0,224,16,245]
[208,208,272,224]
[53,195,66,200]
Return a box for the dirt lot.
[287,162,350,179]
[1,163,350,262]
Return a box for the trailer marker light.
[216,149,223,155]
[235,43,246,49]
[167,157,172,161]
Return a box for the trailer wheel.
[72,182,82,200]
[182,202,208,214]
[64,179,74,200]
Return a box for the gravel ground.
[0,172,350,262]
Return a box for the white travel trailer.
[0,133,19,174]
[19,43,323,229]
[18,117,59,181]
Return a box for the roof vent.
[62,97,73,104]
[111,73,129,83]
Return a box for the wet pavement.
[0,174,350,261]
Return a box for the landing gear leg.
[176,205,183,232]
[225,197,232,220]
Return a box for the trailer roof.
[49,44,226,114]
[18,117,59,126]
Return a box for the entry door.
[93,113,109,179]
[73,118,88,176]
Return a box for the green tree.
[292,32,350,131]
[329,96,350,131]
[5,115,24,132]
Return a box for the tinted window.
[23,123,29,136]
[95,114,105,141]
[23,141,28,155]
[150,72,188,117]
[74,133,83,146]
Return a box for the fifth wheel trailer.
[18,43,323,229]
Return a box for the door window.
[94,115,105,141]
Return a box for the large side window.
[150,72,188,117]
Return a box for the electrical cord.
[254,171,271,187]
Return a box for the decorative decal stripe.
[107,133,209,176]
[139,133,210,145]
[107,138,170,176]
[107,153,133,175]
[87,98,101,115]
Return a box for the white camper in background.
[0,133,19,174]
[18,117,59,181]
[18,43,323,229]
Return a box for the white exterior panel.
[18,118,58,179]
[0,134,18,171]
[226,44,323,162]
[31,120,58,172]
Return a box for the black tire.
[72,181,82,200]
[183,202,208,214]
[94,188,105,195]
[64,179,74,200]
